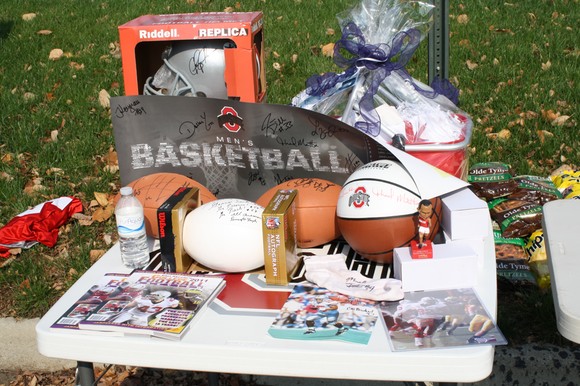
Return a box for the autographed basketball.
[117,172,217,238]
[256,178,342,248]
[336,160,441,263]
[182,198,265,272]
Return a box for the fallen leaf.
[89,249,106,264]
[537,129,554,144]
[98,89,110,108]
[1,153,13,163]
[326,28,335,35]
[272,51,280,58]
[72,212,94,226]
[94,192,110,207]
[49,48,64,60]
[494,28,514,35]
[50,129,59,142]
[23,177,44,195]
[321,42,334,57]
[92,205,114,222]
[272,62,282,71]
[19,279,31,290]
[104,164,119,174]
[69,61,85,70]
[46,167,64,176]
[37,29,52,35]
[466,60,478,70]
[23,92,36,101]
[22,13,36,21]
[103,233,113,245]
[291,53,298,63]
[0,171,13,181]
[551,115,570,126]
[498,129,511,139]
[541,60,551,71]
[457,14,469,24]
[0,255,17,268]
[542,109,559,121]
[459,39,470,47]
[223,6,234,12]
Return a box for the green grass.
[0,0,578,349]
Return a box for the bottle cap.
[120,186,133,196]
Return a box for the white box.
[443,231,486,269]
[441,187,489,240]
[394,242,478,292]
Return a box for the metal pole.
[428,0,450,83]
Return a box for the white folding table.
[36,221,497,386]
[542,199,580,344]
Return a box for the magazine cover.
[268,284,379,345]
[50,273,131,333]
[380,287,507,351]
[76,271,225,340]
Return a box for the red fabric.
[0,197,83,257]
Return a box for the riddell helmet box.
[118,12,265,102]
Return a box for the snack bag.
[550,166,580,193]
[563,184,580,200]
[494,230,537,288]
[508,175,562,205]
[488,198,543,238]
[525,229,550,290]
[468,162,518,201]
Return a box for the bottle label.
[117,214,145,236]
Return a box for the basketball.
[118,172,217,238]
[256,178,342,248]
[182,198,265,273]
[336,160,441,263]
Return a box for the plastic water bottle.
[115,186,150,269]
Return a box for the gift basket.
[292,0,472,179]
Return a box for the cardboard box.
[441,187,490,240]
[118,12,265,102]
[157,187,200,272]
[262,190,298,286]
[393,242,477,292]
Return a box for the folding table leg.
[75,361,95,386]
[207,372,220,386]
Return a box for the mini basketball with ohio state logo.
[336,159,441,264]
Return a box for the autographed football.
[182,198,265,272]
[256,178,342,248]
[117,172,217,238]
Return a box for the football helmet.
[144,40,230,98]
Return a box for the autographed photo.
[380,288,507,351]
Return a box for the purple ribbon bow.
[307,22,458,137]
